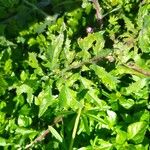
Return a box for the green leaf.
[116,130,127,144]
[78,31,104,56]
[81,115,90,135]
[78,146,92,150]
[28,38,37,46]
[4,59,12,73]
[35,86,54,117]
[133,110,149,122]
[92,32,105,56]
[48,126,63,142]
[109,15,118,25]
[138,15,150,53]
[122,15,135,32]
[0,0,150,148]
[137,4,150,28]
[106,110,117,126]
[86,113,107,125]
[77,49,91,61]
[28,52,39,68]
[82,0,92,14]
[34,15,58,34]
[0,76,8,96]
[116,143,136,150]
[119,98,135,109]
[28,52,43,75]
[63,37,75,64]
[95,139,113,150]
[80,77,110,110]
[127,121,148,144]
[15,128,38,136]
[0,137,6,146]
[48,30,64,69]
[0,36,15,47]
[16,84,33,105]
[90,64,118,90]
[125,78,147,95]
[78,33,94,51]
[58,85,71,109]
[18,115,32,127]
[58,85,78,110]
[67,73,80,87]
[20,71,28,81]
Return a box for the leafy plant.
[0,0,149,149]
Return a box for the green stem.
[69,107,82,150]
[103,7,121,18]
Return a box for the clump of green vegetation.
[0,0,149,149]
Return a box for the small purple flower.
[86,27,94,34]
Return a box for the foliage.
[0,0,150,149]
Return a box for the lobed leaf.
[90,64,118,90]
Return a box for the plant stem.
[64,55,107,72]
[103,7,121,18]
[69,107,82,150]
[25,116,63,149]
[92,0,103,25]
[125,62,150,77]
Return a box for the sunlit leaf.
[138,14,150,53]
[137,4,150,28]
[35,86,54,117]
[0,137,6,146]
[116,130,127,144]
[58,85,78,110]
[20,71,28,81]
[95,139,113,150]
[28,52,39,68]
[127,121,148,144]
[78,31,104,56]
[125,78,147,95]
[119,98,135,109]
[18,115,32,127]
[4,59,12,73]
[106,110,117,126]
[86,113,107,125]
[122,15,135,32]
[15,128,38,136]
[16,84,33,105]
[47,29,64,69]
[0,0,150,149]
[48,126,63,142]
[81,115,90,135]
[90,64,118,90]
[80,77,110,110]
